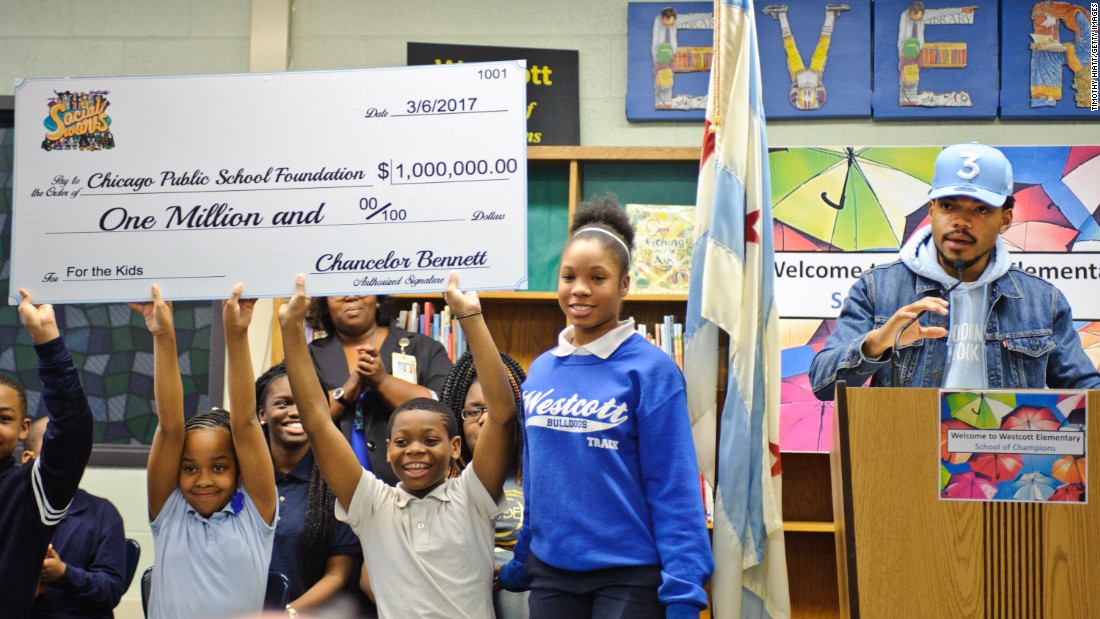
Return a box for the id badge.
[391,352,418,384]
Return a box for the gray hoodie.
[898,225,1011,388]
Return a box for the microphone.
[890,259,965,387]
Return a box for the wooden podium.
[829,384,1099,618]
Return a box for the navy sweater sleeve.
[34,336,94,524]
[52,499,127,613]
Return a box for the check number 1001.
[478,68,507,80]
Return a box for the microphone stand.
[890,260,965,387]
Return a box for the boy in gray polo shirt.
[279,273,516,618]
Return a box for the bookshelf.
[392,145,841,618]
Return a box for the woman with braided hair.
[441,351,529,619]
[256,363,363,616]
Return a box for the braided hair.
[568,193,635,279]
[440,352,526,483]
[184,407,232,434]
[255,363,338,588]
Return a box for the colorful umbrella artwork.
[1001,183,1079,251]
[780,373,830,452]
[1051,455,1087,485]
[1056,392,1086,418]
[770,147,937,251]
[778,319,837,452]
[775,221,831,251]
[1077,322,1100,371]
[780,319,835,353]
[1057,390,1087,431]
[781,320,822,350]
[938,386,1087,504]
[1010,471,1060,501]
[1031,145,1100,252]
[947,392,1017,430]
[969,453,1024,484]
[1001,405,1062,431]
[1049,483,1085,502]
[946,471,998,500]
[1061,146,1100,225]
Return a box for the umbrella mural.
[770,147,938,251]
[969,453,1024,484]
[946,471,998,500]
[1001,183,1079,251]
[775,221,832,251]
[1049,483,1085,502]
[1002,405,1062,431]
[1077,322,1100,371]
[780,372,830,452]
[1061,146,1100,245]
[779,319,836,452]
[1051,455,1087,484]
[946,392,1016,430]
[1057,390,1088,431]
[1006,145,1100,252]
[1010,471,1060,501]
[1056,391,1087,418]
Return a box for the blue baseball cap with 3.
[928,142,1014,207]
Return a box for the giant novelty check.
[11,61,528,304]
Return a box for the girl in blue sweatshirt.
[499,196,713,619]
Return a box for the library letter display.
[11,62,528,303]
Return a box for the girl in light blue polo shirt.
[131,284,278,619]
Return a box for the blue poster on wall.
[755,0,872,119]
[872,0,1000,119]
[626,2,713,122]
[1000,2,1098,118]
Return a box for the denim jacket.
[809,261,1100,400]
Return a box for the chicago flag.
[684,1,790,617]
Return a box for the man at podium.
[810,142,1100,399]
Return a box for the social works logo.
[41,90,115,152]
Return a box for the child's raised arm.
[128,285,183,520]
[279,275,363,510]
[443,272,514,501]
[17,289,93,529]
[223,284,277,525]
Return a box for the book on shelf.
[920,42,967,67]
[397,301,466,362]
[624,203,694,295]
[636,314,684,371]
